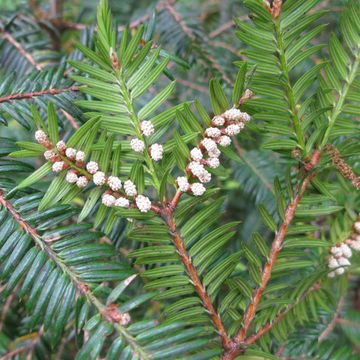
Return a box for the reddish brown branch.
[318,295,345,342]
[245,283,321,347]
[164,1,232,85]
[160,206,232,350]
[220,151,321,359]
[1,31,43,71]
[1,329,43,360]
[0,86,80,104]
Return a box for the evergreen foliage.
[0,0,360,359]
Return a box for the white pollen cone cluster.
[328,217,360,278]
[35,132,154,213]
[130,120,164,162]
[176,107,251,196]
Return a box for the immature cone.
[205,127,221,138]
[65,148,77,160]
[44,150,56,161]
[56,140,67,152]
[114,197,130,208]
[66,170,78,184]
[102,193,116,207]
[190,148,203,161]
[150,144,163,161]
[52,161,65,173]
[212,115,225,127]
[35,130,48,145]
[140,121,154,137]
[190,183,206,196]
[124,180,137,197]
[176,176,189,192]
[130,138,145,153]
[76,176,89,188]
[93,171,106,186]
[135,195,152,213]
[108,176,122,191]
[86,161,99,175]
[76,151,85,162]
[218,136,231,147]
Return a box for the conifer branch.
[245,283,321,347]
[160,205,232,350]
[0,31,43,71]
[224,150,321,358]
[0,190,150,359]
[0,86,80,104]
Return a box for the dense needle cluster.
[328,217,360,277]
[176,108,250,196]
[34,130,152,213]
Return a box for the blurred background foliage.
[0,0,360,359]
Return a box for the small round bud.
[150,143,163,161]
[75,151,85,162]
[224,108,243,122]
[338,257,351,267]
[56,140,67,152]
[124,180,137,197]
[44,150,56,161]
[205,127,222,138]
[76,176,89,188]
[350,240,360,251]
[328,271,336,278]
[207,157,220,169]
[93,171,106,186]
[201,138,217,152]
[328,257,339,269]
[225,124,241,136]
[86,161,99,175]
[140,121,155,137]
[130,138,145,153]
[330,246,342,257]
[52,161,65,173]
[114,197,130,208]
[102,193,116,207]
[335,267,345,275]
[212,115,225,127]
[190,183,206,196]
[198,170,211,183]
[208,147,221,158]
[340,243,352,258]
[65,148,77,160]
[108,176,122,191]
[189,161,205,177]
[177,176,189,192]
[66,170,78,184]
[35,130,48,144]
[190,148,203,161]
[218,136,231,147]
[135,195,152,213]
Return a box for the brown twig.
[0,281,22,332]
[1,31,43,71]
[209,20,235,39]
[318,296,345,342]
[0,328,43,360]
[159,206,232,350]
[164,1,232,85]
[220,150,321,359]
[0,86,80,104]
[245,283,321,347]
